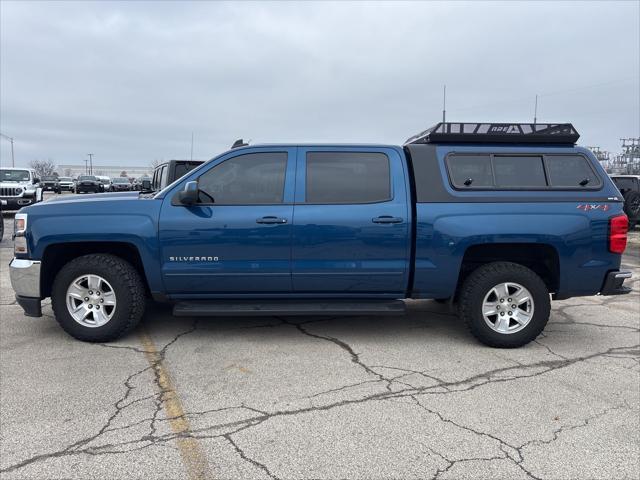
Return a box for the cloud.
[1,1,638,167]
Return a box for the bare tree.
[150,159,163,170]
[120,171,128,177]
[64,168,72,177]
[29,159,56,178]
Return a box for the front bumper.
[0,196,37,209]
[9,258,42,317]
[600,270,633,296]
[77,185,100,192]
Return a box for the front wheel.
[51,254,146,342]
[459,262,550,348]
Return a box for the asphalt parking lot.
[1,193,639,480]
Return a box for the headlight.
[14,213,28,254]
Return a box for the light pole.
[0,132,15,167]
[84,159,89,174]
[87,153,94,175]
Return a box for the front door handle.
[256,216,288,224]
[372,215,403,224]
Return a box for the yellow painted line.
[139,330,213,480]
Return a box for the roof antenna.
[534,94,538,125]
[231,139,248,149]
[442,84,447,124]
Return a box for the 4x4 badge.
[577,204,609,212]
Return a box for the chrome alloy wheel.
[65,274,117,327]
[482,282,534,334]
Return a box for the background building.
[56,164,151,178]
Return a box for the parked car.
[610,175,640,228]
[57,177,75,193]
[40,176,61,193]
[75,175,103,194]
[96,176,112,192]
[0,199,4,241]
[0,167,43,209]
[8,123,632,347]
[111,177,132,191]
[131,175,151,191]
[151,160,204,191]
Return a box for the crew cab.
[0,167,43,209]
[9,123,632,347]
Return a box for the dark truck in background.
[610,175,640,228]
[151,160,204,191]
[8,123,632,348]
[40,176,61,193]
[76,175,103,194]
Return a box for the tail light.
[609,214,628,254]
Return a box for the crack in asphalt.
[0,322,200,475]
[2,299,638,477]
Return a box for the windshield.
[0,169,30,182]
[99,179,110,184]
[59,177,72,181]
[42,176,57,181]
[112,178,129,184]
[78,175,97,181]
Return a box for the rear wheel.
[459,262,550,348]
[52,254,146,342]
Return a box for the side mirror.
[33,178,40,184]
[141,179,152,191]
[177,181,198,205]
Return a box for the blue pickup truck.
[9,123,632,347]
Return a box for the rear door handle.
[372,216,403,224]
[256,216,288,224]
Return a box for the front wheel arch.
[40,241,150,299]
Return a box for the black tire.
[459,261,550,348]
[623,191,640,229]
[51,254,146,342]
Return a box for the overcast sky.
[1,1,638,168]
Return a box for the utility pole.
[0,132,15,167]
[190,132,194,161]
[87,153,94,175]
[533,94,538,125]
[442,85,447,123]
[84,158,89,174]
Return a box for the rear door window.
[545,155,601,188]
[447,154,493,188]
[493,156,547,188]
[305,152,391,203]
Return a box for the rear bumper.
[600,270,633,296]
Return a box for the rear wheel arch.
[456,242,560,297]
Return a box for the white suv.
[0,168,43,210]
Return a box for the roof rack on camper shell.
[404,122,580,145]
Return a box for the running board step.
[173,300,406,317]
